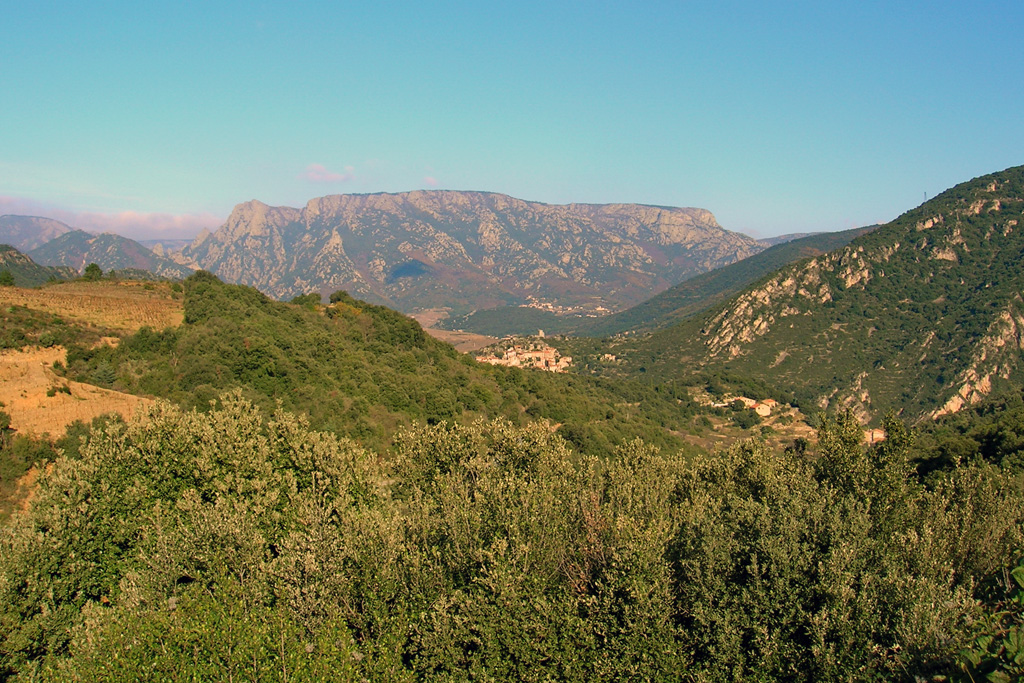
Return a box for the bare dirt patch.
[424,328,498,353]
[0,346,152,438]
[0,281,183,333]
[411,308,497,353]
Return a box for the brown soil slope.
[0,280,183,333]
[0,346,152,437]
[1,281,182,437]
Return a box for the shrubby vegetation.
[0,306,102,351]
[915,388,1024,476]
[1,396,1020,681]
[61,272,697,456]
[3,251,1024,679]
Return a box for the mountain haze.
[0,215,74,252]
[613,165,1024,423]
[29,230,194,279]
[182,191,763,313]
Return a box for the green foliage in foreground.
[957,557,1024,683]
[1,397,1020,681]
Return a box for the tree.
[82,263,102,281]
[0,270,14,287]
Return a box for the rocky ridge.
[622,165,1024,423]
[181,191,762,313]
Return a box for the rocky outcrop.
[932,297,1024,418]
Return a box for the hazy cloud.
[302,163,355,183]
[423,176,439,187]
[0,195,222,240]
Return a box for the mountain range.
[180,191,764,314]
[28,230,193,280]
[8,167,1024,430]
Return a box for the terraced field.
[0,280,183,333]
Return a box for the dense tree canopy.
[1,398,1020,681]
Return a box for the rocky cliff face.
[628,165,1024,423]
[181,191,762,313]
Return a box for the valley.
[1,166,1023,681]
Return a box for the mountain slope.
[29,230,194,279]
[0,215,74,252]
[182,191,763,313]
[568,226,876,337]
[611,165,1024,423]
[0,245,75,286]
[438,227,875,338]
[560,226,876,337]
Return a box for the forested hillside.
[1,271,1022,681]
[59,271,698,456]
[0,245,74,287]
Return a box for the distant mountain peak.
[29,230,193,280]
[0,215,77,252]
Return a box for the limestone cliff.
[182,190,762,313]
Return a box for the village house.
[476,342,572,372]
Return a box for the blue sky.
[2,1,1022,239]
